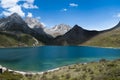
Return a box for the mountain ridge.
[44,24,71,37]
[82,21,120,47]
[0,13,120,47]
[53,25,101,45]
[0,13,53,45]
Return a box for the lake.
[0,46,120,72]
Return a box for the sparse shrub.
[0,71,23,80]
[65,73,71,79]
[41,74,47,80]
[70,77,78,80]
[74,68,80,72]
[51,74,59,80]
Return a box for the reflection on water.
[0,46,120,72]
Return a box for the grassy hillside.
[0,31,44,47]
[82,28,120,47]
[34,59,120,80]
[1,59,120,80]
[0,71,23,80]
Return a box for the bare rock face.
[44,24,71,37]
[53,25,100,45]
[52,24,71,32]
[25,17,46,35]
[25,17,45,29]
[24,17,71,37]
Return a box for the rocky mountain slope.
[25,17,45,29]
[25,17,46,35]
[25,17,71,37]
[53,25,101,45]
[44,24,71,37]
[0,13,41,47]
[0,13,53,46]
[0,13,32,33]
[0,13,120,47]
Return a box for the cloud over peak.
[27,12,33,17]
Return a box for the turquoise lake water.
[0,46,120,72]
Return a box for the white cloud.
[69,3,78,7]
[0,0,38,17]
[0,0,19,8]
[2,11,12,16]
[22,0,38,9]
[26,0,34,3]
[27,12,33,17]
[62,8,67,12]
[41,22,46,27]
[22,3,38,9]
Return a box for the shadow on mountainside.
[52,25,101,45]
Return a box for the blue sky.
[0,0,120,30]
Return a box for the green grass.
[82,28,120,47]
[0,70,23,80]
[34,59,120,80]
[0,31,44,47]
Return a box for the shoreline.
[0,59,119,76]
[81,45,120,49]
[0,65,60,75]
[0,45,120,49]
[0,59,119,80]
[0,63,89,75]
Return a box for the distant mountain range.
[44,24,71,37]
[25,17,71,37]
[0,13,120,47]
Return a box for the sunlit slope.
[82,27,120,47]
[0,31,43,47]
